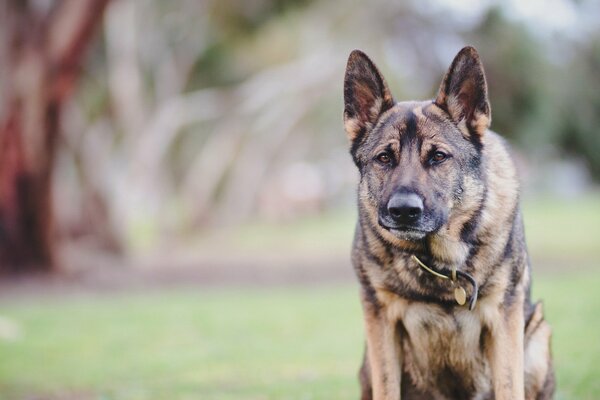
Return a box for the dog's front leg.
[361,291,402,400]
[487,295,525,400]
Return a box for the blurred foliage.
[19,0,599,253]
[559,38,600,179]
[470,8,551,146]
[470,5,600,180]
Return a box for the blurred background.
[0,0,599,399]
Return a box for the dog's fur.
[343,47,554,399]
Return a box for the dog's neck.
[392,234,471,269]
[411,253,479,310]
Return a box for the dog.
[343,46,554,399]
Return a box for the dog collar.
[411,255,479,310]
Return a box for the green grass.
[1,272,600,399]
[522,194,600,264]
[1,194,599,398]
[193,193,600,264]
[0,288,364,400]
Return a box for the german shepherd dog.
[343,47,554,399]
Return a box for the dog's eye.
[430,151,447,164]
[376,153,391,164]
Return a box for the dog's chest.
[400,302,492,399]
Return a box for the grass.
[1,272,600,399]
[1,193,599,399]
[194,193,600,264]
[522,194,600,265]
[0,288,363,399]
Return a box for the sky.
[432,0,596,40]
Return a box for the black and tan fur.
[343,47,554,399]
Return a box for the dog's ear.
[435,46,491,138]
[344,50,395,142]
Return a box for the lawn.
[1,193,599,399]
[1,272,600,399]
[193,193,600,266]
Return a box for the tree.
[0,0,111,274]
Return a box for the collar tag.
[454,286,467,305]
[411,255,478,310]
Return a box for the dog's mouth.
[378,210,445,241]
[387,227,428,240]
[378,218,430,240]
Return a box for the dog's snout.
[387,192,423,224]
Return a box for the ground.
[0,194,599,399]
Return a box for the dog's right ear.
[344,50,395,143]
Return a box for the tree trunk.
[0,0,111,274]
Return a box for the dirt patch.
[0,249,355,301]
[0,242,590,302]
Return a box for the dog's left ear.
[435,46,491,137]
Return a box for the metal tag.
[454,286,467,306]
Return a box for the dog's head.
[344,47,490,252]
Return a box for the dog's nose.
[387,192,423,224]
